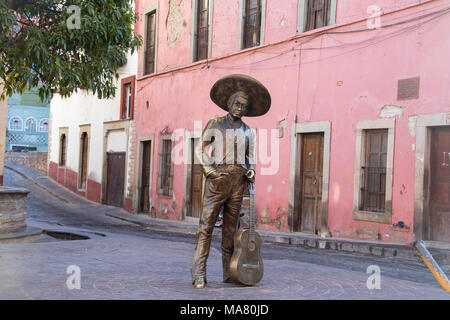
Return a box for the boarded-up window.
[243,0,262,49]
[144,11,157,75]
[158,138,173,196]
[360,130,388,213]
[305,0,331,32]
[194,0,209,61]
[59,134,67,166]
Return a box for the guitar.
[230,182,264,285]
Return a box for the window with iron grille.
[25,118,37,132]
[360,130,388,213]
[243,0,262,49]
[194,0,210,61]
[305,0,331,32]
[9,117,23,131]
[59,134,67,166]
[158,138,173,196]
[144,11,157,75]
[39,119,49,132]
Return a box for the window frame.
[24,117,37,133]
[59,133,67,167]
[238,0,266,50]
[191,0,214,62]
[9,116,23,131]
[120,75,136,120]
[39,118,49,132]
[142,3,159,76]
[78,131,89,190]
[353,119,395,224]
[298,0,337,34]
[157,134,174,196]
[77,125,91,191]
[360,129,388,213]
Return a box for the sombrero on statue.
[210,74,271,117]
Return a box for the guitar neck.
[249,182,256,242]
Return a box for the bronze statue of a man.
[191,74,271,289]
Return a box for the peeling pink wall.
[134,0,450,243]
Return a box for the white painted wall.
[49,51,138,186]
[107,130,127,153]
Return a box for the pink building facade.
[132,0,450,244]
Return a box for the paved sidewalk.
[4,162,450,265]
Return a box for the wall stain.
[166,0,187,47]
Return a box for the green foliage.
[0,0,142,101]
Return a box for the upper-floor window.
[193,0,210,61]
[9,117,23,131]
[305,0,331,31]
[25,118,37,132]
[120,76,136,120]
[242,0,262,49]
[144,10,157,75]
[299,0,336,33]
[39,119,49,132]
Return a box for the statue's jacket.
[195,115,255,177]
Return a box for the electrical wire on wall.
[210,6,450,71]
[136,4,450,93]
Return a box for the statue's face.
[228,92,249,119]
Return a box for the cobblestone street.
[0,165,449,300]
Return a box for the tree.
[0,0,142,101]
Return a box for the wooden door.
[105,152,126,208]
[140,141,152,213]
[429,126,450,242]
[298,133,324,234]
[189,138,203,218]
[79,132,88,189]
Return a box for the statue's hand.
[207,170,229,180]
[246,169,255,183]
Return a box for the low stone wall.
[5,152,48,174]
[0,187,29,234]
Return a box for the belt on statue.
[215,164,247,174]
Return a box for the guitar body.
[230,229,264,286]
